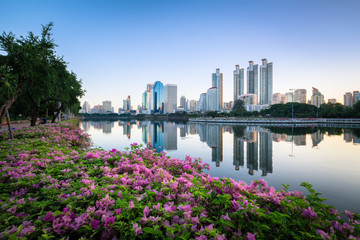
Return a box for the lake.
[80,120,360,215]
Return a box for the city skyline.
[2,0,360,110]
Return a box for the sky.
[2,0,360,110]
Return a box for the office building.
[189,100,197,112]
[344,92,353,106]
[212,68,223,111]
[180,96,186,108]
[123,96,131,111]
[234,65,244,101]
[196,93,207,112]
[294,89,307,103]
[284,92,293,103]
[328,98,337,104]
[151,81,164,114]
[259,59,273,105]
[206,87,218,111]
[164,84,177,114]
[272,93,282,104]
[354,91,360,104]
[82,101,91,113]
[247,61,258,103]
[238,94,257,105]
[103,100,112,113]
[311,88,325,108]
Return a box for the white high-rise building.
[196,93,207,112]
[164,84,177,114]
[247,61,258,103]
[180,96,186,108]
[103,101,112,113]
[189,100,197,112]
[206,87,218,111]
[259,59,273,105]
[272,93,282,104]
[344,92,353,106]
[294,89,307,103]
[212,68,223,111]
[234,65,244,101]
[311,87,325,108]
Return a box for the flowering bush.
[0,124,359,239]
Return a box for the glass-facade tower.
[151,81,164,114]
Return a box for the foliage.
[230,100,249,117]
[260,103,317,118]
[1,23,84,127]
[0,124,359,239]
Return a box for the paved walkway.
[0,120,31,133]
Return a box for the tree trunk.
[0,76,25,130]
[30,111,38,126]
[6,109,14,139]
[52,103,63,123]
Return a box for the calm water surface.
[80,120,360,214]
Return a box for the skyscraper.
[212,68,223,111]
[311,87,325,107]
[259,59,273,105]
[344,92,353,106]
[196,93,207,112]
[180,96,186,108]
[82,101,91,113]
[189,100,197,112]
[247,61,258,103]
[151,81,164,114]
[206,87,217,111]
[103,100,112,113]
[294,89,307,103]
[164,84,177,114]
[233,65,244,101]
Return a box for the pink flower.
[301,207,317,219]
[129,201,135,209]
[7,207,16,214]
[133,223,143,236]
[91,219,100,229]
[246,232,258,240]
[115,208,122,215]
[316,230,330,240]
[104,216,116,229]
[143,206,151,217]
[220,213,231,221]
[205,223,214,231]
[183,164,191,171]
[43,212,55,222]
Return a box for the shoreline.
[189,117,360,125]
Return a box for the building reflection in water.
[81,121,360,177]
[206,125,223,167]
[141,121,178,151]
[311,129,324,148]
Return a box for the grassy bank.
[0,124,359,239]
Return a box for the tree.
[0,23,55,129]
[231,99,247,116]
[1,23,84,129]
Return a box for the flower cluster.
[0,124,359,239]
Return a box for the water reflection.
[79,120,360,214]
[81,121,360,165]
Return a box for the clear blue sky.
[2,0,360,109]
